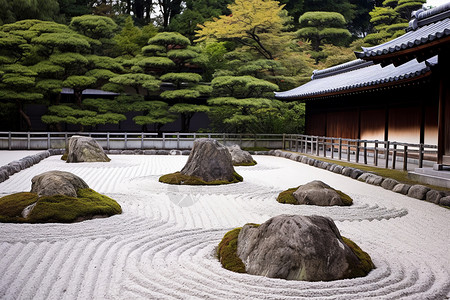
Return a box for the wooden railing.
[0,132,284,151]
[283,134,437,170]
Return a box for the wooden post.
[331,138,334,159]
[124,132,127,149]
[374,140,378,166]
[385,141,390,169]
[27,132,30,150]
[363,141,367,164]
[403,145,408,171]
[177,133,180,149]
[316,138,319,156]
[282,133,285,150]
[338,138,342,160]
[347,140,351,162]
[392,143,397,169]
[323,138,327,157]
[162,133,166,149]
[141,133,144,149]
[419,144,424,168]
[47,133,50,149]
[107,132,110,150]
[296,136,299,152]
[8,132,11,150]
[254,134,257,148]
[356,140,360,163]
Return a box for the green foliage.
[109,73,160,93]
[137,57,176,69]
[148,32,191,48]
[31,32,91,53]
[0,189,122,223]
[159,171,243,185]
[167,49,198,60]
[169,103,209,114]
[160,89,201,100]
[160,73,202,84]
[217,227,246,273]
[70,15,118,40]
[63,75,96,89]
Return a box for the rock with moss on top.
[0,171,121,223]
[227,144,257,166]
[159,138,243,185]
[277,180,352,206]
[218,215,374,281]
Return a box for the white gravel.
[0,154,449,299]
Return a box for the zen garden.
[0,0,449,299]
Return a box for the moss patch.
[276,187,298,204]
[276,186,353,206]
[233,160,257,167]
[342,236,375,278]
[159,171,243,185]
[217,227,246,273]
[61,152,68,161]
[0,188,122,223]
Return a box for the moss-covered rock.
[0,188,122,223]
[233,160,257,167]
[277,183,353,206]
[159,171,243,185]
[218,222,374,281]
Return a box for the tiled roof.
[274,56,437,100]
[355,3,450,59]
[61,88,120,96]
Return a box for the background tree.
[195,0,292,60]
[297,12,351,64]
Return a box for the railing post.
[162,133,166,149]
[419,144,424,168]
[338,138,342,160]
[331,138,334,159]
[254,134,257,148]
[8,131,12,150]
[347,140,351,161]
[385,141,390,169]
[323,138,327,157]
[141,133,144,149]
[289,135,293,150]
[124,132,127,149]
[27,132,30,150]
[177,133,180,149]
[403,145,408,171]
[223,133,226,145]
[296,136,299,152]
[107,132,110,150]
[374,140,378,166]
[282,133,286,150]
[316,137,319,156]
[65,133,68,147]
[392,143,397,169]
[356,140,360,163]
[47,133,50,149]
[363,141,367,164]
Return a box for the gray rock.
[425,190,445,204]
[0,169,9,182]
[156,150,169,155]
[332,165,344,174]
[66,136,110,163]
[181,138,237,182]
[301,157,309,164]
[181,150,191,155]
[121,150,135,155]
[407,185,430,200]
[227,145,255,165]
[295,155,303,162]
[366,175,384,186]
[293,180,347,206]
[7,161,22,174]
[170,149,182,155]
[237,215,364,281]
[308,159,316,166]
[357,173,372,182]
[319,162,330,169]
[381,178,399,190]
[143,150,157,155]
[350,169,364,179]
[108,150,121,154]
[392,183,411,195]
[439,196,450,206]
[31,170,89,197]
[341,167,353,177]
[268,150,276,156]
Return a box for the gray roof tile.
[274,56,437,100]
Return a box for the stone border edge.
[268,150,450,207]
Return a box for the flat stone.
[426,190,445,204]
[392,183,411,195]
[407,185,430,200]
[381,178,399,190]
[439,196,450,206]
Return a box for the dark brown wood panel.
[360,109,385,141]
[306,112,326,136]
[388,106,422,144]
[326,110,358,139]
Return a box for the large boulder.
[180,138,237,182]
[227,145,256,166]
[236,215,374,281]
[292,180,352,206]
[65,135,110,163]
[31,170,89,197]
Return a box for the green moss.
[336,190,353,206]
[0,188,122,223]
[342,236,375,278]
[61,152,68,161]
[0,192,38,222]
[233,160,257,166]
[276,187,298,204]
[277,186,353,206]
[217,227,246,273]
[159,171,243,185]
